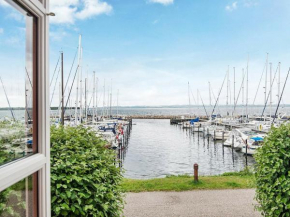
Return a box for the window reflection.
[0,1,36,166]
[0,174,36,217]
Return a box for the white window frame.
[0,0,50,216]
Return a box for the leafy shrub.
[51,125,124,216]
[255,123,290,216]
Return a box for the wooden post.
[118,142,121,168]
[194,164,199,182]
[232,135,234,150]
[207,128,209,143]
[222,131,224,145]
[214,130,216,140]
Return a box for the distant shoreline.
[0,104,289,110]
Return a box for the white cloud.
[0,0,9,7]
[148,0,174,6]
[50,0,112,24]
[225,2,238,12]
[243,0,258,7]
[75,0,112,20]
[0,28,3,34]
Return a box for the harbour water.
[1,105,289,120]
[1,106,288,179]
[123,119,255,179]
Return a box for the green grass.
[121,170,255,192]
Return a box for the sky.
[1,0,290,108]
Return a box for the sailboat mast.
[0,76,15,121]
[61,51,64,125]
[188,82,191,115]
[197,89,199,115]
[227,66,229,110]
[110,79,112,117]
[69,98,72,122]
[75,35,82,124]
[272,68,290,124]
[96,77,98,121]
[233,67,236,117]
[264,53,268,122]
[211,72,227,117]
[270,63,272,119]
[246,55,249,121]
[198,89,209,118]
[107,86,109,117]
[59,82,61,122]
[242,68,245,122]
[278,62,281,105]
[103,79,105,118]
[117,89,119,117]
[79,47,83,123]
[85,78,87,122]
[93,71,96,123]
[208,82,211,106]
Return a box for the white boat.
[204,125,224,135]
[192,123,204,132]
[241,135,265,155]
[213,130,230,140]
[224,131,241,148]
[223,128,252,150]
[182,121,192,129]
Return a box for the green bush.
[51,125,124,217]
[255,123,290,216]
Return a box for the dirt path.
[124,189,261,217]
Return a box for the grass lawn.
[121,170,255,192]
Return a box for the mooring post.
[118,142,121,167]
[232,135,234,150]
[194,163,199,182]
[214,130,216,141]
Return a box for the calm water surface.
[123,119,255,179]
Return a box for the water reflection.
[0,174,35,216]
[0,3,35,166]
[123,119,255,179]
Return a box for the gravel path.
[124,189,261,217]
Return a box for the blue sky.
[1,0,290,108]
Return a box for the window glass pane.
[0,1,36,166]
[0,173,36,217]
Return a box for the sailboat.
[241,135,265,155]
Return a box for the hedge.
[255,123,290,216]
[51,125,124,216]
